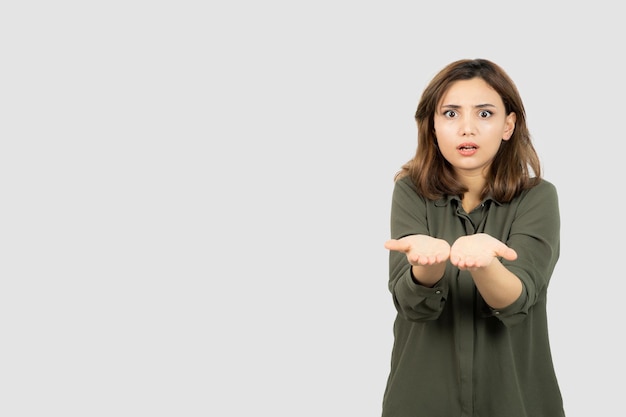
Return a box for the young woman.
[382,59,565,417]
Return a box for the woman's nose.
[460,117,476,136]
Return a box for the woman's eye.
[478,110,492,118]
[444,110,457,118]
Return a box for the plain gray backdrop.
[2,1,623,416]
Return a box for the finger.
[407,254,422,265]
[437,252,450,263]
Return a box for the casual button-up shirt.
[382,176,565,417]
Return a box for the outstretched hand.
[449,233,517,270]
[385,233,517,271]
[384,235,451,266]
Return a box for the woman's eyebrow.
[440,103,498,110]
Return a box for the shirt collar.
[434,194,502,207]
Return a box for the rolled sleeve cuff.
[482,283,529,327]
[394,269,447,321]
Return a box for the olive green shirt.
[382,176,565,417]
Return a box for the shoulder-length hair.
[396,58,541,202]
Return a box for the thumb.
[497,245,518,261]
[384,239,409,253]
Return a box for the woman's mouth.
[457,143,478,156]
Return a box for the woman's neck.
[459,172,486,213]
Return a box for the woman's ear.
[502,112,517,141]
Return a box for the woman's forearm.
[470,259,523,309]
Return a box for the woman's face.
[433,77,516,179]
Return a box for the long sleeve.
[388,178,448,321]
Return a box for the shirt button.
[435,290,441,294]
[493,311,500,315]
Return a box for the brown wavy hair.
[396,58,541,202]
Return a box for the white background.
[1,1,623,416]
